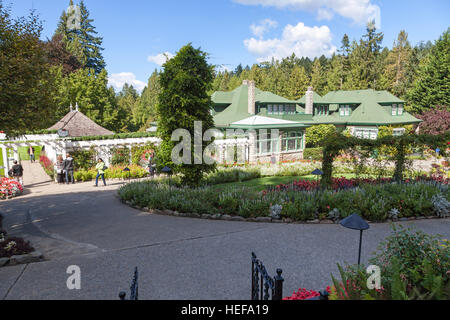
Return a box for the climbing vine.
[320,131,449,187]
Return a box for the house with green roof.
[297,88,421,139]
[210,80,421,163]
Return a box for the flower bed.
[118,178,449,222]
[73,164,149,182]
[0,177,24,200]
[39,155,55,179]
[0,214,35,259]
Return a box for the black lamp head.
[340,213,369,231]
[123,167,131,172]
[161,166,171,173]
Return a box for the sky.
[7,0,450,93]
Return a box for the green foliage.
[55,0,105,74]
[320,132,449,187]
[303,147,323,160]
[110,147,130,166]
[370,225,450,300]
[305,124,337,148]
[118,178,448,222]
[131,142,157,165]
[0,3,54,136]
[407,29,449,114]
[156,44,216,187]
[70,147,96,170]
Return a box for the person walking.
[11,160,24,186]
[63,153,75,184]
[55,155,65,184]
[94,158,107,187]
[27,146,35,163]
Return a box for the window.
[340,105,350,116]
[398,104,403,115]
[273,105,278,115]
[280,131,304,152]
[354,128,378,140]
[268,105,273,114]
[393,128,405,136]
[279,105,284,114]
[291,105,296,114]
[257,131,279,155]
[317,105,329,115]
[392,104,397,116]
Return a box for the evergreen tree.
[55,0,105,74]
[133,70,160,130]
[156,44,215,186]
[380,30,412,98]
[407,29,449,114]
[310,58,326,95]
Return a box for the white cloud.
[147,52,174,66]
[215,64,233,73]
[234,0,381,28]
[108,72,146,92]
[244,22,336,62]
[250,18,278,38]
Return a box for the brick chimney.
[247,80,256,115]
[305,86,313,115]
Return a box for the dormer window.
[268,105,273,114]
[340,105,350,116]
[316,105,329,115]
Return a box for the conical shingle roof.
[48,109,114,137]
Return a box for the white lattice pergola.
[0,134,161,174]
[0,133,257,174]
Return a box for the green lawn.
[210,173,377,192]
[210,175,308,192]
[18,146,42,161]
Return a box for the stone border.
[120,199,445,225]
[0,250,44,268]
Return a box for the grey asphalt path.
[0,181,449,300]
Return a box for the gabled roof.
[48,110,114,137]
[321,89,404,104]
[212,84,300,127]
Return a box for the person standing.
[55,155,65,184]
[11,160,24,186]
[63,153,75,184]
[94,158,107,187]
[27,146,35,163]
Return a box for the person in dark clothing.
[63,153,75,184]
[11,160,24,186]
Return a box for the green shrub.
[369,225,449,300]
[303,147,323,160]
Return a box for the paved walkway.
[0,165,449,300]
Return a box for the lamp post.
[123,167,131,184]
[339,213,370,265]
[161,166,172,186]
[311,168,323,184]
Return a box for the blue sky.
[8,0,450,92]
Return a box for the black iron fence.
[119,267,138,300]
[251,252,284,300]
[251,252,329,300]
